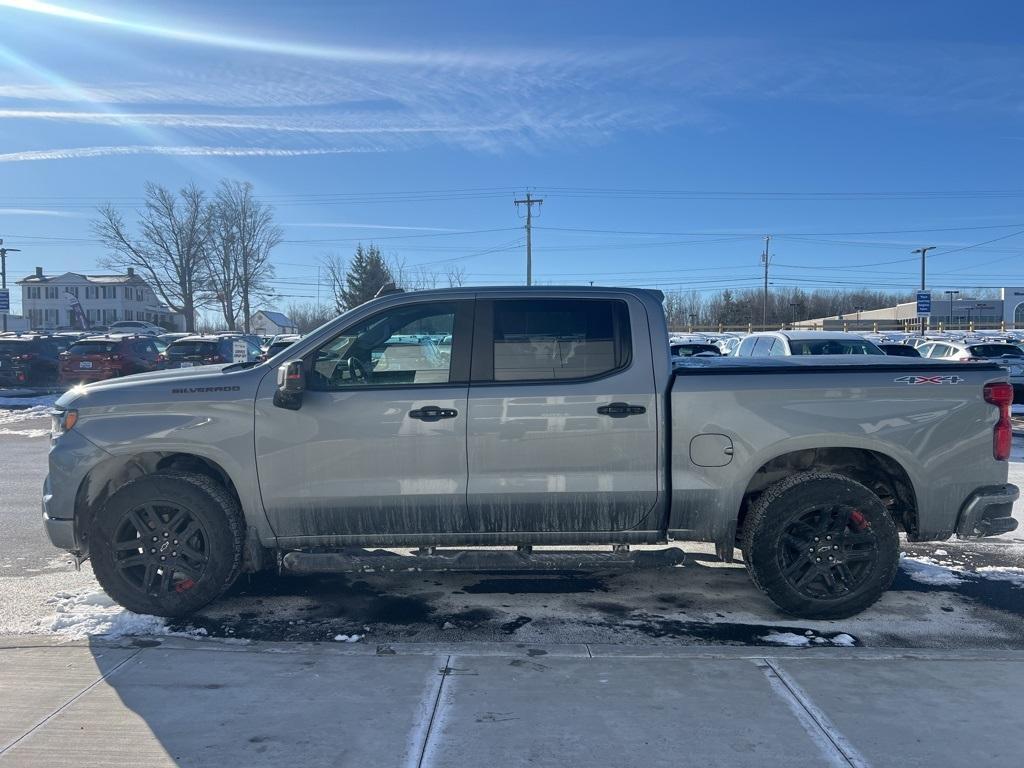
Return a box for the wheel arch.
[73,451,263,568]
[735,446,918,547]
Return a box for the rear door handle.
[597,402,647,418]
[409,405,458,421]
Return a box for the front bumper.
[956,484,1020,538]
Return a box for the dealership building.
[798,287,1024,331]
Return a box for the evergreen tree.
[336,244,393,310]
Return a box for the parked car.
[264,334,301,359]
[877,343,922,358]
[735,331,885,357]
[670,342,722,357]
[0,335,62,387]
[59,335,164,385]
[164,335,263,368]
[44,287,1017,621]
[158,332,191,346]
[107,320,165,336]
[917,340,1024,402]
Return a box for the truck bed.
[668,355,1007,549]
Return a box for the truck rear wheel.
[741,471,899,619]
[90,472,244,618]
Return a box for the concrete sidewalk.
[2,638,1023,767]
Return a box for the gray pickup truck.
[43,287,1019,620]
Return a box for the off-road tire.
[90,472,245,618]
[741,471,899,619]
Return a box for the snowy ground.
[0,401,1022,650]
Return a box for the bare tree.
[445,265,467,287]
[215,181,281,333]
[284,300,337,333]
[204,200,241,330]
[94,182,211,332]
[320,252,349,313]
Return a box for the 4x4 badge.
[893,375,964,385]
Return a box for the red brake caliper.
[849,510,870,532]
[175,579,196,593]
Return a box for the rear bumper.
[956,484,1020,538]
[60,369,119,383]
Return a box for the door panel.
[466,296,659,533]
[255,382,469,537]
[254,298,473,539]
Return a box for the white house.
[17,266,185,331]
[251,310,297,336]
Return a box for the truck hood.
[56,362,268,409]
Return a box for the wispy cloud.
[0,145,384,163]
[0,207,82,217]
[1,0,561,69]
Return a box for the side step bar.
[281,547,685,574]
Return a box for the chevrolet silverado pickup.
[43,287,1019,619]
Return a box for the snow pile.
[0,403,54,437]
[43,589,207,641]
[762,632,812,647]
[333,633,364,643]
[975,567,1024,586]
[900,556,964,586]
[0,395,59,409]
[761,631,858,647]
[46,590,168,640]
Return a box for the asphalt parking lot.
[1,397,1023,651]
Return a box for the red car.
[59,335,164,385]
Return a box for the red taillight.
[984,381,1013,461]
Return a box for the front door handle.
[597,402,647,418]
[409,405,458,422]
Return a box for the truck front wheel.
[90,472,245,618]
[741,471,899,619]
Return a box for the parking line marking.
[760,658,871,768]
[407,653,451,768]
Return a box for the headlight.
[50,409,78,438]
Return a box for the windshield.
[789,339,884,355]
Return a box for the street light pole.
[944,290,960,329]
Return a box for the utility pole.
[761,235,771,328]
[912,246,935,335]
[514,192,543,286]
[0,239,22,333]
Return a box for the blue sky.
[2,0,1024,315]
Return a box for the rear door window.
[483,299,630,382]
[750,337,775,357]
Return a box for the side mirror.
[274,359,305,410]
